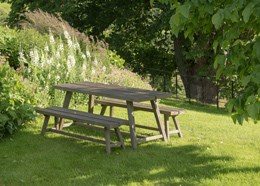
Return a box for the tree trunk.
[174,34,217,104]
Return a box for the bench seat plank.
[96,99,184,139]
[36,106,126,153]
[95,99,185,115]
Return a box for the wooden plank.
[88,94,95,113]
[48,128,106,144]
[150,100,167,142]
[135,124,160,131]
[53,81,172,102]
[36,107,128,127]
[59,91,73,130]
[172,116,183,138]
[95,99,185,115]
[47,128,123,148]
[41,115,50,135]
[137,134,164,142]
[126,101,137,149]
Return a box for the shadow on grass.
[161,98,228,116]
[2,130,259,185]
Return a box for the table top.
[53,81,172,102]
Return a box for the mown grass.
[0,98,259,186]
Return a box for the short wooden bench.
[95,99,185,139]
[35,106,127,154]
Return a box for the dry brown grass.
[19,9,108,55]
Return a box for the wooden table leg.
[88,94,95,113]
[150,100,168,142]
[59,91,72,130]
[126,101,137,149]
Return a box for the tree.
[155,0,260,124]
[8,0,177,79]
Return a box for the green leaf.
[231,113,238,124]
[213,40,218,53]
[253,38,260,60]
[179,3,191,18]
[241,75,251,87]
[0,114,9,124]
[258,88,260,96]
[212,10,224,29]
[226,100,234,113]
[247,104,259,120]
[242,2,255,23]
[170,14,180,27]
[213,54,225,68]
[216,67,224,79]
[246,95,256,104]
[170,14,181,36]
[230,10,239,22]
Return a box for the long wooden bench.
[35,106,127,154]
[95,99,185,139]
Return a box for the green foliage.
[0,62,35,139]
[17,28,151,107]
[0,3,10,26]
[0,26,49,68]
[7,1,176,80]
[159,0,260,124]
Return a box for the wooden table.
[53,81,172,149]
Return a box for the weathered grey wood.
[54,116,59,129]
[88,94,95,113]
[100,105,107,116]
[96,99,184,139]
[48,128,106,144]
[41,115,50,135]
[53,81,172,102]
[36,107,126,153]
[95,99,185,115]
[114,128,125,149]
[109,106,114,117]
[53,81,173,149]
[104,127,111,154]
[150,100,167,142]
[173,116,183,138]
[164,115,170,140]
[36,107,128,127]
[137,134,164,142]
[59,91,73,130]
[134,124,160,131]
[126,101,137,149]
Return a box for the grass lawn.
[0,98,259,186]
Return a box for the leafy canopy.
[154,0,260,124]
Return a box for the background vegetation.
[0,6,151,139]
[5,0,260,123]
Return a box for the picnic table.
[53,81,173,149]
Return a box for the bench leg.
[164,115,170,140]
[150,100,167,142]
[41,115,50,135]
[54,117,59,129]
[114,127,125,149]
[104,127,111,154]
[172,116,183,138]
[100,105,107,115]
[109,106,114,117]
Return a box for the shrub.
[0,3,10,26]
[18,29,151,107]
[0,61,36,139]
[0,26,49,68]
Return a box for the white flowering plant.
[19,29,151,107]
